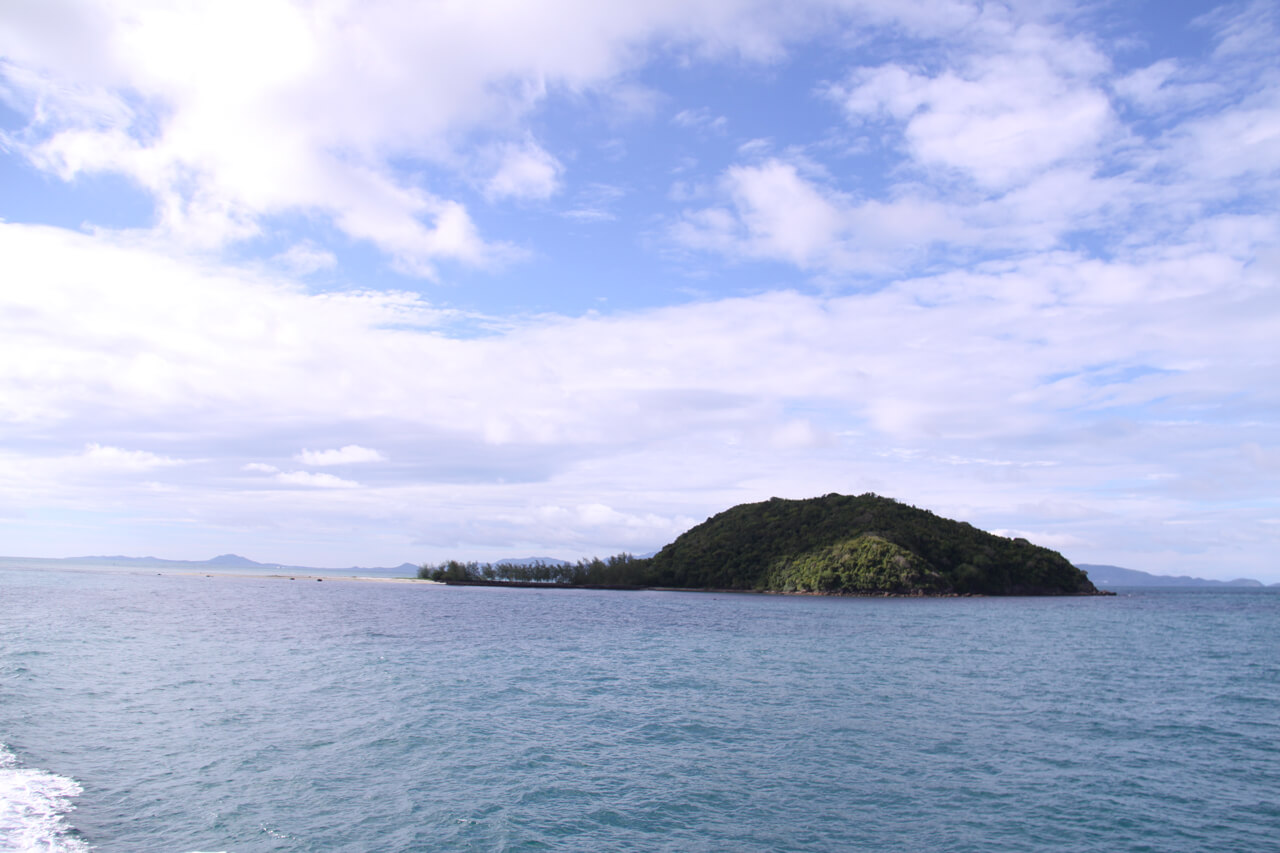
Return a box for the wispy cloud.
[274,241,337,276]
[273,471,359,489]
[81,443,185,471]
[672,107,728,133]
[296,446,387,466]
[562,183,626,222]
[2,211,1275,570]
[483,138,563,201]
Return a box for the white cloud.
[667,13,1279,285]
[562,182,627,222]
[562,207,615,223]
[835,27,1114,190]
[6,217,1272,475]
[0,443,189,515]
[296,445,386,466]
[672,107,727,133]
[275,241,337,275]
[1200,0,1279,59]
[484,139,563,201]
[725,160,846,267]
[769,419,832,450]
[671,158,974,272]
[274,471,359,489]
[674,59,1273,275]
[1165,94,1280,185]
[1113,59,1185,109]
[0,224,1274,573]
[988,529,1087,550]
[0,0,874,275]
[81,443,184,471]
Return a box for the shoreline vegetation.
[420,493,1110,597]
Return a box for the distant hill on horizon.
[643,494,1101,595]
[1077,563,1277,588]
[44,553,420,575]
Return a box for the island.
[421,493,1107,596]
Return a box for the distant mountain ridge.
[1076,564,1277,588]
[55,553,419,575]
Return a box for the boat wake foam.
[0,743,89,853]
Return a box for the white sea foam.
[0,743,89,853]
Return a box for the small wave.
[0,743,89,852]
[259,823,294,841]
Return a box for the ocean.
[2,561,1278,852]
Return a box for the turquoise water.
[2,564,1279,852]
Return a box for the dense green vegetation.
[645,493,1099,595]
[421,493,1102,596]
[418,554,648,585]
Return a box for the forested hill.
[424,493,1103,596]
[643,493,1101,596]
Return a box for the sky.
[1,0,1277,579]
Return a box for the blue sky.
[1,0,1277,579]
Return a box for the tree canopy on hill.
[422,493,1102,596]
[643,493,1098,595]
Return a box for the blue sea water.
[2,563,1279,852]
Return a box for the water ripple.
[1,570,1279,851]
